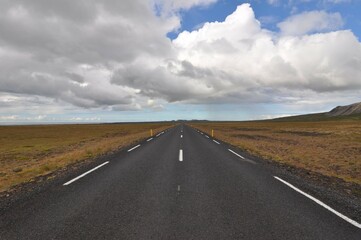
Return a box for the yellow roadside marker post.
[150,129,153,137]
[212,129,214,137]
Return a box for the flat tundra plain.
[0,123,172,193]
[193,121,361,187]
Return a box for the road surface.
[0,124,360,239]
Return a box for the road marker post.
[150,129,153,137]
[212,129,214,137]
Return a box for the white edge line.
[228,149,257,164]
[213,140,220,144]
[147,138,153,142]
[274,176,361,229]
[205,135,209,138]
[127,144,141,152]
[179,149,183,162]
[201,132,204,135]
[156,133,161,137]
[63,161,109,186]
[228,149,245,159]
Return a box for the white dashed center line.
[179,149,183,162]
[181,135,183,138]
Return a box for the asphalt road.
[0,124,360,239]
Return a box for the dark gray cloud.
[0,0,179,111]
[64,72,84,83]
[0,0,174,63]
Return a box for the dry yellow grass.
[0,123,173,192]
[191,121,361,185]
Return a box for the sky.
[0,0,361,123]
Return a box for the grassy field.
[191,121,361,185]
[0,123,173,193]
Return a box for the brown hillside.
[327,102,361,116]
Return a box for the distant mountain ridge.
[326,102,361,116]
[271,102,361,121]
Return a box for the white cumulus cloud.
[278,10,344,35]
[113,4,361,106]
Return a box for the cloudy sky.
[1,0,361,123]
